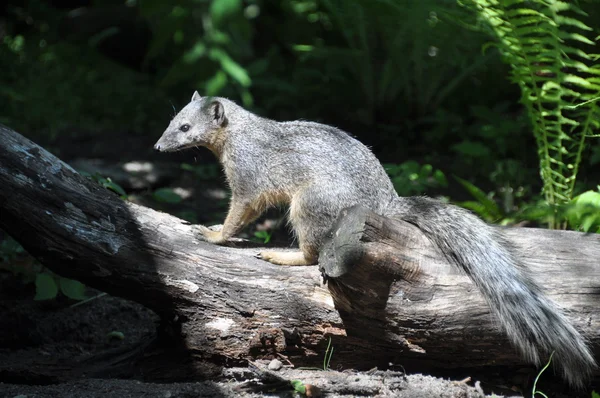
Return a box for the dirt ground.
[0,372,518,398]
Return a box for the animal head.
[154,91,227,153]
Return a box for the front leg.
[195,197,259,244]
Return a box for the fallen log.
[0,124,598,385]
[319,205,600,369]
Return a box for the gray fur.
[155,93,596,386]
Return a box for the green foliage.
[139,0,254,105]
[94,175,128,198]
[0,235,39,287]
[0,235,25,264]
[323,336,334,371]
[34,273,59,301]
[0,33,165,139]
[1,234,87,301]
[456,176,505,222]
[82,172,128,198]
[564,189,600,232]
[532,352,554,398]
[488,160,531,213]
[34,272,86,301]
[455,161,536,225]
[153,188,183,204]
[290,380,306,394]
[467,103,529,157]
[59,277,87,301]
[591,391,600,398]
[253,230,272,244]
[277,0,497,135]
[386,161,447,196]
[427,102,532,182]
[107,331,125,341]
[3,0,600,235]
[590,144,600,166]
[452,140,492,161]
[461,0,600,228]
[459,180,600,231]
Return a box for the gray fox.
[154,91,596,387]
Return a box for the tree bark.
[319,205,600,368]
[1,124,598,381]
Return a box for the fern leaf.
[461,0,600,229]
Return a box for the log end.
[318,205,370,279]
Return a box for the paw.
[256,251,313,266]
[192,224,226,244]
[207,224,223,232]
[256,251,281,265]
[256,250,272,261]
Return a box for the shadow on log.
[319,205,600,371]
[0,124,599,388]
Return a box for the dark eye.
[180,124,190,132]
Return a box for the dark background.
[1,0,599,218]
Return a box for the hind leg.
[258,188,335,266]
[257,248,316,266]
[258,236,320,266]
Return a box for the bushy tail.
[388,196,596,387]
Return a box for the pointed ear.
[191,91,202,102]
[211,101,226,127]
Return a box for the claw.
[191,224,225,244]
[191,225,210,241]
[207,224,223,232]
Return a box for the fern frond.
[461,0,600,227]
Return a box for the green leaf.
[580,215,596,233]
[205,70,228,95]
[210,0,242,25]
[457,200,488,217]
[291,380,306,394]
[34,273,59,301]
[554,16,592,31]
[562,191,600,231]
[433,170,448,187]
[451,140,491,159]
[209,48,251,87]
[59,278,87,300]
[455,176,502,220]
[254,230,271,244]
[88,27,120,48]
[463,0,600,218]
[518,203,553,223]
[100,178,127,197]
[183,42,207,64]
[107,331,125,341]
[572,190,600,207]
[153,188,183,204]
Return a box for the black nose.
[154,143,161,151]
